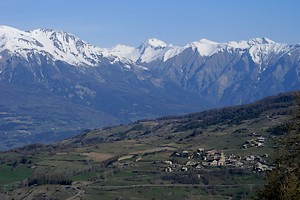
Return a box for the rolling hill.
[0,91,298,199]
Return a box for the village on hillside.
[161,135,272,174]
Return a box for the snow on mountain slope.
[183,37,290,65]
[111,37,291,65]
[187,38,222,57]
[110,38,174,63]
[138,38,170,63]
[0,25,131,67]
[0,25,293,67]
[110,44,140,62]
[248,40,290,66]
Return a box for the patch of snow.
[227,40,250,49]
[75,84,96,99]
[249,42,289,65]
[142,38,168,48]
[17,130,32,135]
[247,37,275,45]
[137,38,170,63]
[187,38,222,57]
[138,65,149,71]
[163,46,185,61]
[124,64,131,69]
[110,38,170,63]
[110,44,140,61]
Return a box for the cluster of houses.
[162,147,272,173]
[242,136,266,149]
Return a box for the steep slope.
[111,36,299,105]
[134,38,299,105]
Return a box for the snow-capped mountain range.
[0,25,299,149]
[0,25,294,67]
[111,37,292,66]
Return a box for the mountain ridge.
[0,25,295,66]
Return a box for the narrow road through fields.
[66,181,92,200]
[87,183,262,190]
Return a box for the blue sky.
[1,0,299,47]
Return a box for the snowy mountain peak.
[30,28,77,42]
[0,25,23,34]
[187,39,222,57]
[198,38,219,45]
[110,44,140,62]
[140,38,168,49]
[248,37,275,45]
[120,38,169,63]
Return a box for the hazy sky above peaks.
[1,0,299,47]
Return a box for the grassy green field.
[0,164,33,186]
[85,185,257,200]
